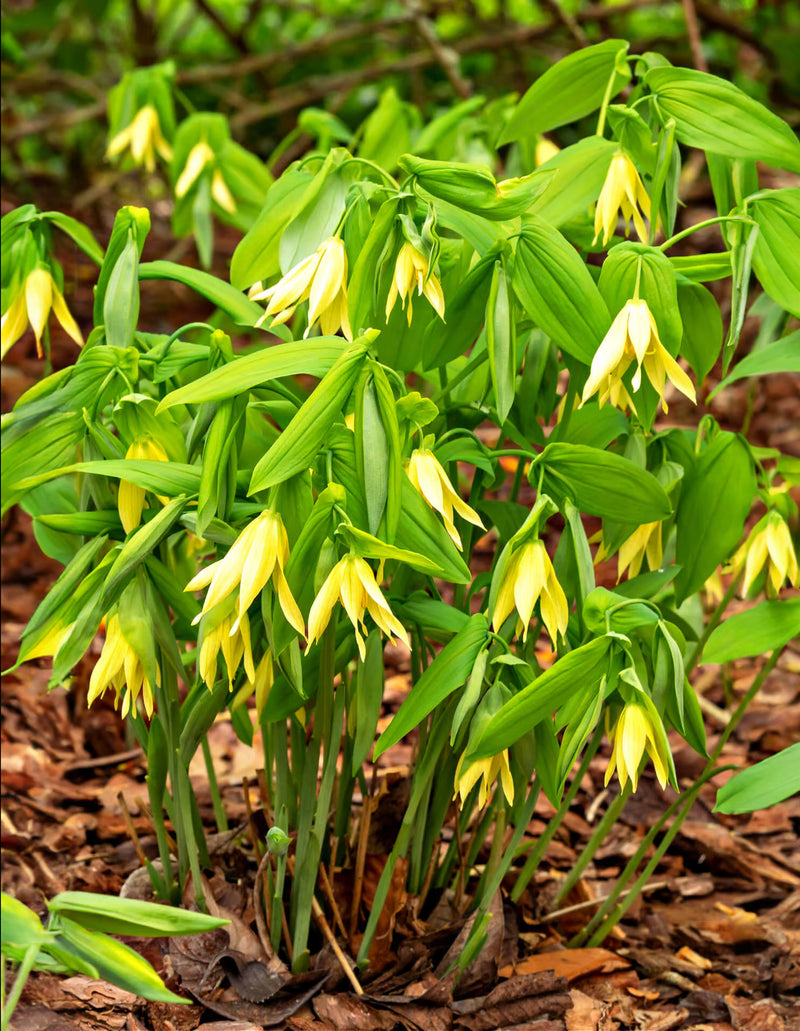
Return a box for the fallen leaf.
[499,947,630,982]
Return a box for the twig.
[409,0,472,98]
[311,894,363,995]
[681,0,709,72]
[540,0,588,47]
[117,791,152,870]
[317,862,348,939]
[538,880,670,924]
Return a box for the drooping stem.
[1,943,41,1030]
[685,570,742,672]
[202,735,229,833]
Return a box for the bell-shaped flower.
[594,151,651,247]
[406,447,484,550]
[118,436,169,534]
[604,701,671,792]
[174,142,236,213]
[88,613,159,719]
[106,105,172,172]
[581,299,696,414]
[454,749,514,809]
[198,606,255,690]
[2,267,83,359]
[385,242,445,326]
[729,510,799,598]
[307,554,409,661]
[617,521,662,581]
[251,237,352,341]
[185,510,304,636]
[492,538,569,647]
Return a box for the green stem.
[1,944,40,1030]
[658,215,752,252]
[595,67,618,138]
[685,571,741,671]
[552,782,631,907]
[201,736,228,833]
[511,723,604,903]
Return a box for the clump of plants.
[2,41,799,991]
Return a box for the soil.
[1,186,799,1031]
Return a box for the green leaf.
[1,893,49,950]
[468,637,613,759]
[669,252,732,283]
[703,598,800,664]
[598,243,682,357]
[422,250,496,367]
[513,219,610,364]
[374,614,489,758]
[486,260,516,424]
[47,893,228,938]
[394,476,472,584]
[709,332,800,400]
[748,188,800,317]
[529,136,618,228]
[674,431,755,603]
[94,206,149,324]
[104,234,140,349]
[139,261,265,326]
[352,630,385,773]
[500,40,630,143]
[12,460,201,498]
[645,67,800,173]
[677,279,723,384]
[53,917,187,1003]
[249,338,372,494]
[42,211,104,264]
[537,442,672,523]
[714,743,800,814]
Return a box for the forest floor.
[1,185,799,1031]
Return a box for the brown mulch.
[2,188,800,1030]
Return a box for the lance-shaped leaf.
[536,442,672,523]
[47,893,228,938]
[374,614,489,758]
[139,260,266,327]
[646,67,800,173]
[674,431,754,603]
[703,598,800,664]
[249,337,373,494]
[500,39,630,143]
[467,636,614,760]
[748,188,800,318]
[714,744,800,815]
[513,219,610,364]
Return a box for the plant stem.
[511,723,604,903]
[685,571,741,671]
[1,944,40,1030]
[552,782,631,907]
[202,736,228,833]
[595,66,618,138]
[658,215,752,252]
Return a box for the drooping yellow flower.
[406,447,484,550]
[604,702,670,792]
[492,539,569,646]
[1,267,83,359]
[729,511,799,598]
[535,137,560,166]
[198,609,255,690]
[185,510,304,635]
[307,554,409,661]
[454,749,514,809]
[251,237,352,341]
[118,436,169,535]
[703,568,725,606]
[581,299,696,414]
[593,151,651,247]
[617,521,663,581]
[385,242,445,326]
[88,614,158,719]
[106,105,172,172]
[174,142,236,212]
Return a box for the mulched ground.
[1,185,799,1031]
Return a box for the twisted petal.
[308,558,347,646]
[25,269,53,353]
[50,283,84,347]
[175,142,215,198]
[212,170,236,213]
[512,542,544,639]
[581,303,631,403]
[1,292,29,358]
[307,239,347,328]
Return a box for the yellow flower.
[307,554,409,661]
[1,267,83,359]
[581,299,696,414]
[703,569,725,606]
[20,618,75,662]
[454,749,514,809]
[118,436,169,534]
[617,521,663,581]
[198,608,255,690]
[251,237,352,341]
[593,151,651,247]
[174,142,236,212]
[604,701,670,792]
[406,447,484,550]
[729,511,799,598]
[385,242,445,326]
[185,510,304,635]
[106,105,172,172]
[492,539,569,646]
[535,137,560,166]
[88,614,158,719]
